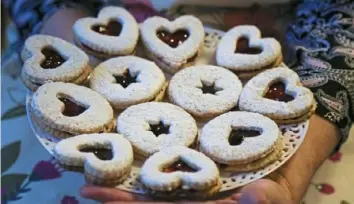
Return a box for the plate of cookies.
[24,6,315,199]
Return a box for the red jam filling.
[149,121,170,137]
[264,81,294,102]
[80,147,113,160]
[91,20,122,36]
[229,128,261,146]
[41,47,66,69]
[58,97,87,117]
[235,37,262,54]
[156,30,189,48]
[163,160,197,173]
[113,69,137,88]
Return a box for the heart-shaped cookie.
[116,102,198,159]
[216,25,282,77]
[239,67,316,124]
[21,35,90,91]
[140,146,221,197]
[54,133,133,186]
[140,15,204,73]
[199,111,281,171]
[30,82,115,138]
[73,6,139,58]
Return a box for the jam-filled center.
[199,81,220,95]
[149,121,170,137]
[162,159,197,173]
[58,97,87,117]
[114,69,138,88]
[235,37,263,54]
[264,81,295,102]
[41,47,66,69]
[229,128,262,146]
[92,20,122,36]
[156,29,189,48]
[80,147,113,160]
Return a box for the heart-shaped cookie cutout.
[54,133,133,185]
[239,67,315,119]
[140,146,220,192]
[21,35,89,83]
[140,15,204,65]
[73,6,139,55]
[216,25,281,71]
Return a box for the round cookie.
[140,15,204,74]
[238,67,316,124]
[30,82,115,138]
[90,56,166,109]
[168,65,242,117]
[116,102,198,159]
[216,25,282,79]
[199,111,281,171]
[21,35,91,91]
[140,146,221,198]
[73,6,139,59]
[54,133,133,186]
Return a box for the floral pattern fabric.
[1,0,353,203]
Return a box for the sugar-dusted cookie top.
[90,56,166,109]
[216,25,281,71]
[140,146,220,192]
[200,111,280,165]
[239,67,315,119]
[21,34,89,84]
[140,15,204,66]
[168,65,242,117]
[73,6,139,55]
[117,102,198,157]
[31,82,114,134]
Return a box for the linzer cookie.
[140,15,204,74]
[73,7,139,59]
[199,111,282,172]
[168,65,242,117]
[116,102,198,160]
[216,25,282,79]
[90,56,167,109]
[30,82,115,138]
[21,35,91,91]
[54,133,133,186]
[239,67,316,124]
[140,146,221,198]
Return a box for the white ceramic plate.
[27,27,308,195]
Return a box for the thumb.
[238,179,292,204]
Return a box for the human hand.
[80,176,291,204]
[81,115,339,204]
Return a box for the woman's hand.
[80,115,339,204]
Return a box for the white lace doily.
[27,27,309,195]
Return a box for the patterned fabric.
[285,0,354,151]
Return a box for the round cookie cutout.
[30,82,114,136]
[90,56,166,109]
[199,111,280,165]
[116,102,198,159]
[168,65,242,117]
